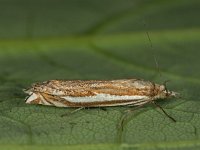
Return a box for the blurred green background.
[0,0,200,149]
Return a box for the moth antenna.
[146,30,153,49]
[153,55,161,77]
[144,21,162,78]
[152,101,176,122]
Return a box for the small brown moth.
[24,79,179,121]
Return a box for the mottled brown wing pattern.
[25,79,179,107]
[29,79,156,97]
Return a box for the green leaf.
[0,0,200,150]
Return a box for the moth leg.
[152,101,176,122]
[60,107,85,117]
[118,102,148,131]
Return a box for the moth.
[24,79,179,121]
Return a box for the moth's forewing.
[25,79,177,107]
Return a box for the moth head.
[157,84,180,99]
